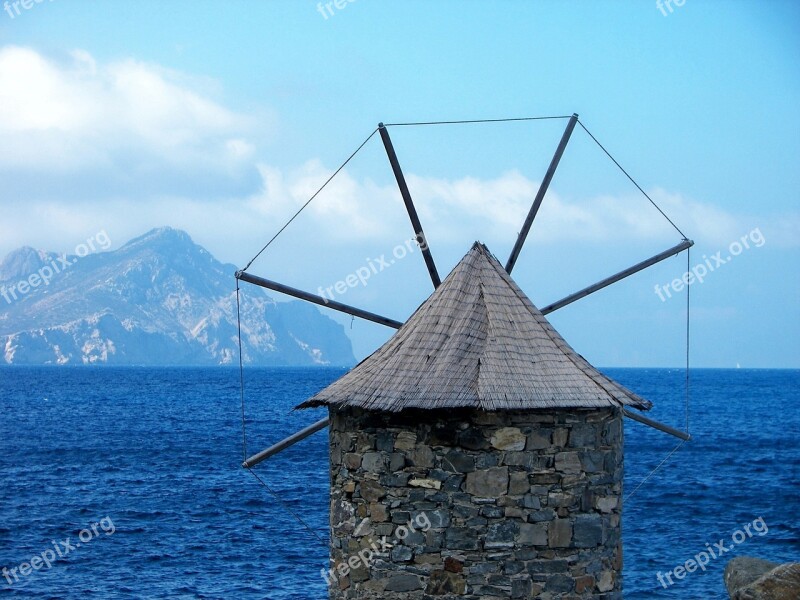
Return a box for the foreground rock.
[725,556,800,599]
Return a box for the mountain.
[0,228,355,366]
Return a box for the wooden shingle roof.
[298,242,652,412]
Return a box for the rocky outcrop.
[725,556,800,599]
[0,228,355,366]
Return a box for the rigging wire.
[236,281,248,463]
[240,127,379,273]
[245,468,328,547]
[236,278,327,547]
[383,115,572,127]
[576,119,687,240]
[686,246,691,434]
[235,127,381,548]
[625,249,692,504]
[623,440,686,504]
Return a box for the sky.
[0,0,798,367]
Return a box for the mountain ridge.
[0,227,355,366]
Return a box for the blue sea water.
[0,367,797,599]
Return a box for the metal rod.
[378,123,441,288]
[623,409,691,441]
[505,113,579,274]
[236,271,403,329]
[242,417,331,468]
[540,239,694,315]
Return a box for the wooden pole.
[623,409,691,441]
[505,113,579,274]
[242,417,331,468]
[540,239,694,315]
[236,271,403,329]
[379,123,442,288]
[242,409,688,467]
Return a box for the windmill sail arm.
[540,239,694,315]
[236,271,403,329]
[505,113,579,274]
[242,417,331,468]
[243,408,689,469]
[378,123,441,288]
[622,409,691,441]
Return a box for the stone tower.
[298,243,652,599]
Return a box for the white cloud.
[248,160,401,241]
[245,163,791,250]
[0,46,255,173]
[1,45,794,267]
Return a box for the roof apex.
[298,242,651,412]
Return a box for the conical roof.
[298,243,651,412]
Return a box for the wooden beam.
[237,271,403,329]
[505,113,579,274]
[540,239,694,315]
[378,123,441,288]
[623,409,691,441]
[242,409,688,468]
[242,418,330,468]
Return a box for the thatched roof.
[298,242,651,412]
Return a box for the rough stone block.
[595,495,619,513]
[391,545,413,561]
[344,452,362,470]
[552,427,569,448]
[458,428,488,450]
[413,508,450,528]
[568,424,597,448]
[490,427,526,450]
[517,522,548,546]
[426,570,466,595]
[573,514,604,547]
[597,570,614,592]
[384,573,424,591]
[554,451,582,474]
[409,445,434,468]
[389,453,405,471]
[486,520,519,548]
[409,478,441,490]
[548,519,572,548]
[508,471,530,495]
[441,450,476,473]
[394,431,417,452]
[527,428,552,450]
[445,527,479,550]
[466,467,509,497]
[362,452,385,473]
[545,573,574,593]
[522,494,542,510]
[369,502,388,522]
[360,480,386,502]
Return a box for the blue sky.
[1,0,798,367]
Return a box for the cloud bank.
[1,46,796,265]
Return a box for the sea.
[0,367,797,599]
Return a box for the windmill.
[234,114,692,597]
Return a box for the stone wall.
[325,406,624,599]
